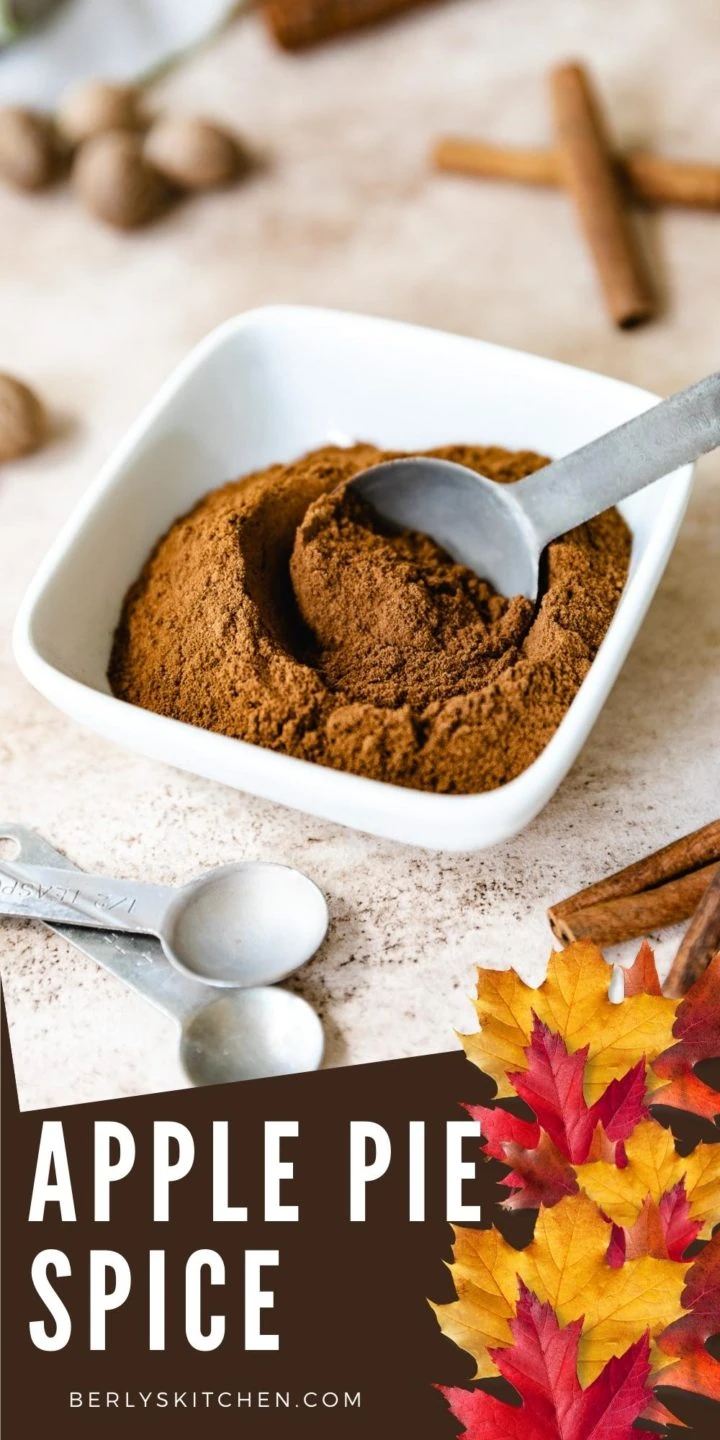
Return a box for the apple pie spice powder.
[108,444,631,795]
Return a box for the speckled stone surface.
[1,0,719,1109]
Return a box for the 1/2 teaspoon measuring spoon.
[0,825,325,1086]
[350,370,720,599]
[0,849,328,988]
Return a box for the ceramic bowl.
[13,306,694,851]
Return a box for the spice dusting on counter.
[109,444,631,794]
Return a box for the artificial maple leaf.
[624,940,662,997]
[678,1226,720,1328]
[531,944,675,1104]
[566,1338,652,1439]
[434,1193,688,1385]
[441,1285,652,1440]
[463,942,677,1105]
[576,1116,720,1236]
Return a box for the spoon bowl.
[350,372,720,600]
[179,986,325,1086]
[351,456,541,598]
[164,862,329,986]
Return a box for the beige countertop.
[1,0,719,1109]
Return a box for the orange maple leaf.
[655,1231,720,1405]
[650,952,720,1122]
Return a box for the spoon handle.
[0,857,171,936]
[513,371,720,548]
[0,825,209,1023]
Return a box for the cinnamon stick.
[549,861,720,948]
[432,136,720,211]
[626,152,720,210]
[263,0,431,48]
[433,138,559,189]
[550,61,655,328]
[664,867,720,998]
[550,818,720,927]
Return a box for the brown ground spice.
[109,443,631,794]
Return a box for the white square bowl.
[14,306,693,852]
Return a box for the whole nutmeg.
[144,115,246,191]
[0,373,46,462]
[57,80,145,146]
[0,106,62,191]
[72,131,170,230]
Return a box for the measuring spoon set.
[0,824,328,1086]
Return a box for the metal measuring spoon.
[350,371,720,600]
[0,852,329,988]
[0,825,325,1086]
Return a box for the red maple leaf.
[467,1102,577,1209]
[656,1230,720,1403]
[654,953,720,1076]
[469,1026,646,1208]
[607,1182,701,1269]
[507,1019,646,1165]
[440,1283,652,1440]
[658,1181,704,1260]
[591,1061,647,1143]
[501,1132,579,1211]
[651,952,720,1122]
[508,1019,596,1163]
[467,1103,540,1160]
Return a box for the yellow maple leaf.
[518,1189,608,1311]
[462,942,678,1103]
[517,1194,687,1382]
[577,1255,687,1383]
[433,1194,688,1384]
[576,1119,684,1227]
[576,1117,720,1237]
[430,1226,518,1377]
[461,967,536,1098]
[684,1143,720,1236]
